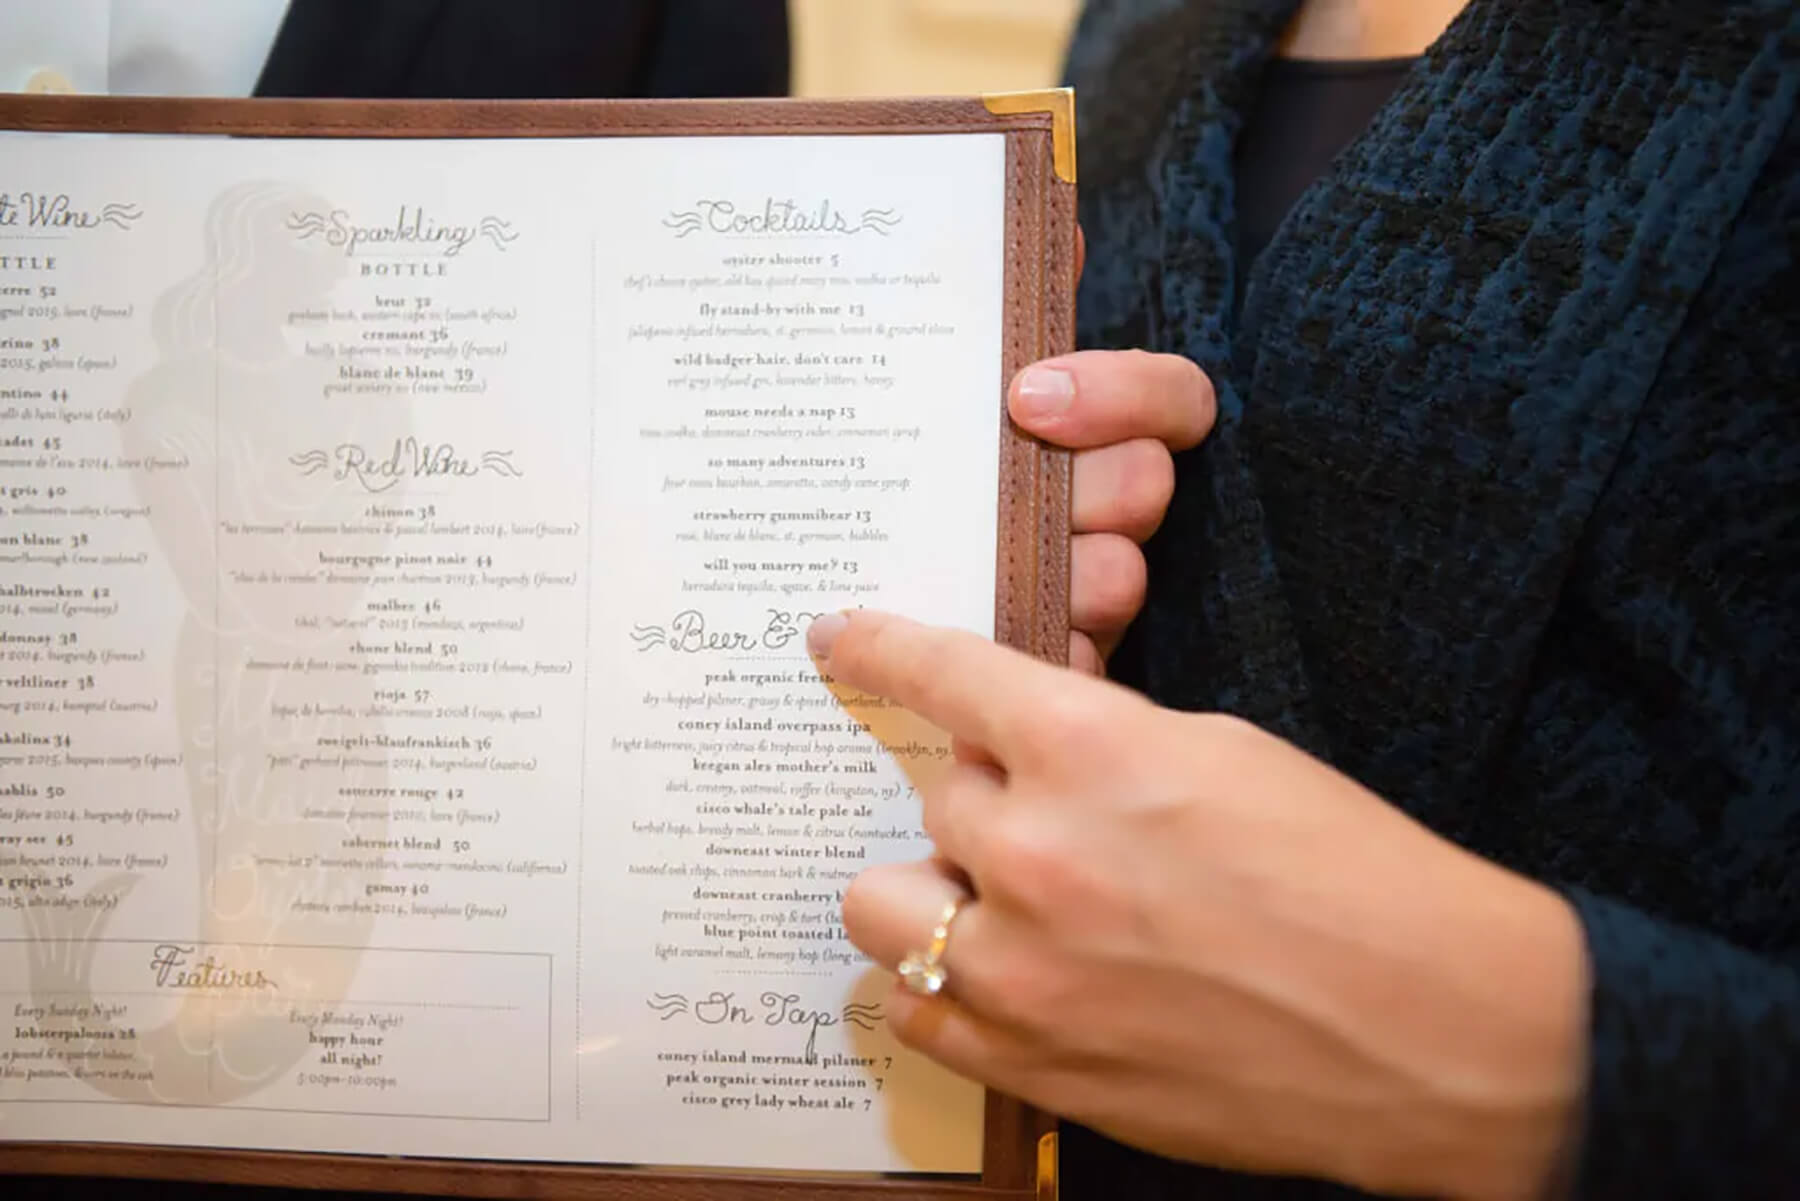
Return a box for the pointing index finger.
[807,610,1098,768]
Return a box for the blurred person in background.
[2,0,788,99]
[821,1,1800,1199]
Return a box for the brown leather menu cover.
[0,96,1065,1201]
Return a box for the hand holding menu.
[0,94,1073,1195]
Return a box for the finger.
[1009,349,1216,452]
[842,858,1039,1027]
[886,985,1150,1159]
[1071,438,1175,541]
[1070,533,1146,650]
[808,610,1120,766]
[881,985,1047,1100]
[1068,631,1104,676]
[842,857,971,975]
[1075,224,1086,283]
[917,761,1006,871]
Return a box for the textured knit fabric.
[1062,1,1800,1198]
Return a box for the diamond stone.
[898,951,946,996]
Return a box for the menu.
[0,128,1010,1174]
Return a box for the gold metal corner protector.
[981,87,1077,184]
[1035,1131,1060,1201]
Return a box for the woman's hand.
[809,610,1589,1201]
[1017,229,1217,672]
[1015,348,1214,672]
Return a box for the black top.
[1232,56,1415,306]
[254,0,790,99]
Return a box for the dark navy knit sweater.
[1063,1,1800,1198]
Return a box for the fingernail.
[1014,366,1075,421]
[807,612,849,659]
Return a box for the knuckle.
[1107,554,1149,623]
[1072,439,1174,541]
[918,791,950,847]
[1103,349,1160,398]
[984,813,1081,915]
[1118,346,1161,372]
[958,946,1063,1035]
[1168,355,1217,445]
[828,617,878,680]
[1172,351,1210,392]
[839,872,881,948]
[888,1002,935,1052]
[899,631,959,709]
[1189,364,1219,432]
[1068,631,1105,676]
[1129,442,1176,524]
[849,617,932,701]
[920,782,971,857]
[1198,710,1263,748]
[1016,963,1087,1038]
[1188,711,1277,769]
[1075,545,1145,631]
[1026,685,1109,753]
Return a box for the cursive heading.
[647,989,883,1059]
[285,205,517,257]
[0,191,141,232]
[290,439,523,494]
[664,199,901,239]
[630,608,828,654]
[149,943,278,991]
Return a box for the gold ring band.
[897,898,964,997]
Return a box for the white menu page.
[0,130,1003,1173]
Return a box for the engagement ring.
[897,898,965,996]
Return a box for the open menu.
[0,97,1073,1185]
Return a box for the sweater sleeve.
[1548,62,1800,1198]
[1561,890,1800,1197]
